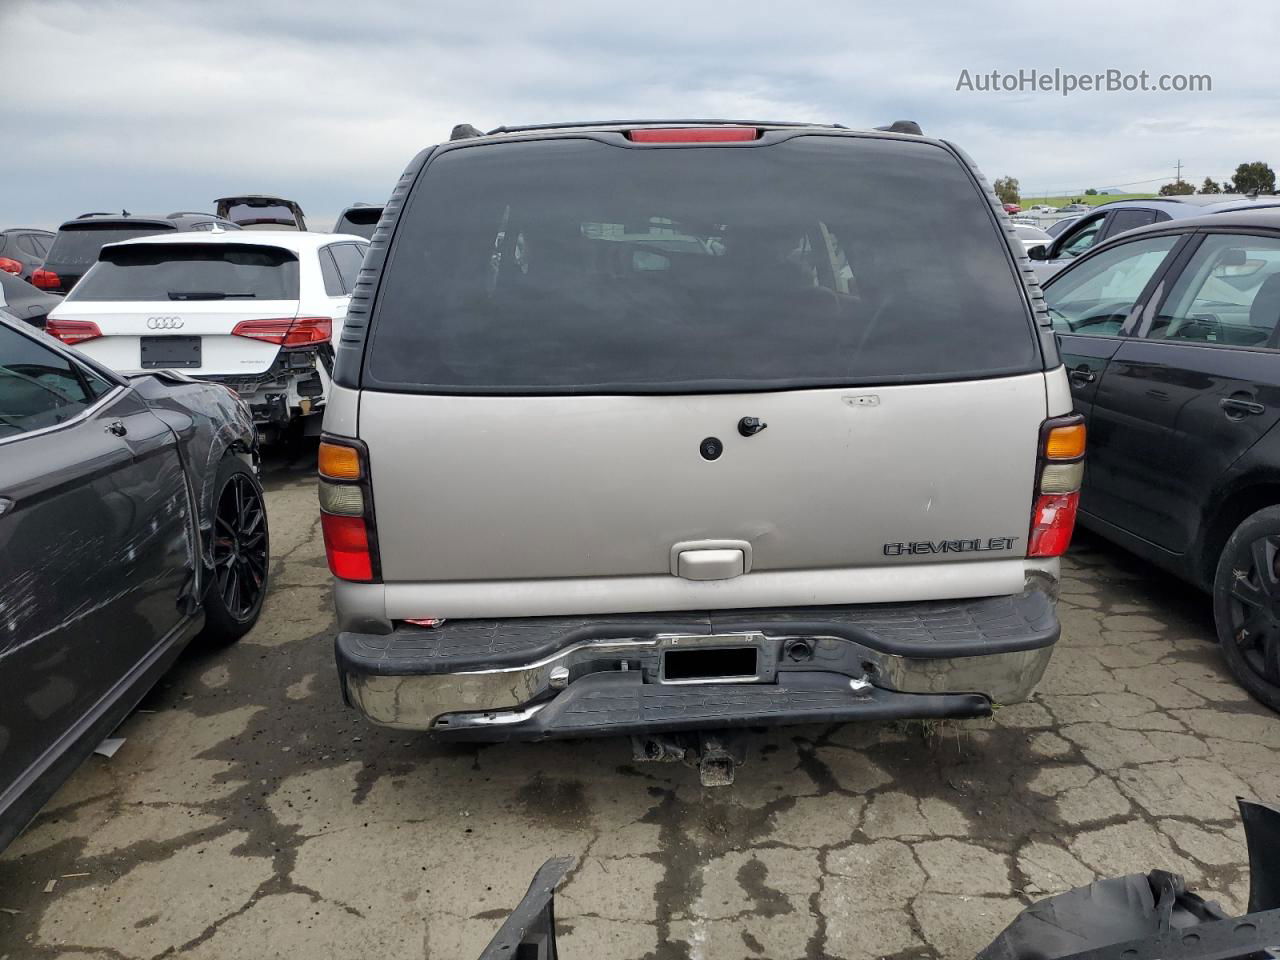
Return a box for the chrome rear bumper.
[335,591,1058,736]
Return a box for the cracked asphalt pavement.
[3,449,1279,960]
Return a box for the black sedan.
[0,312,270,851]
[0,270,63,328]
[1042,207,1280,711]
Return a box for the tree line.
[991,162,1276,205]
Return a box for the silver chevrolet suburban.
[320,120,1082,745]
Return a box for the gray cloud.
[3,0,1276,229]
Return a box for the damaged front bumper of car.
[334,588,1059,739]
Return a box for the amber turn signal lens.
[318,441,361,480]
[1045,423,1086,460]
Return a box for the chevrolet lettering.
[882,537,1020,557]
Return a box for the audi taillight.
[318,438,379,582]
[231,316,331,347]
[32,268,61,290]
[1029,415,1086,558]
[0,257,21,275]
[46,318,102,345]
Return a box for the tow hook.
[630,730,747,787]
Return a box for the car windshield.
[366,135,1038,393]
[67,243,300,301]
[45,224,175,266]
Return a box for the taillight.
[0,257,21,275]
[627,127,758,142]
[46,318,102,345]
[1029,415,1086,558]
[32,268,61,290]
[319,438,378,582]
[321,513,374,581]
[231,316,331,347]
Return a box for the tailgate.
[362,373,1047,591]
[56,300,295,374]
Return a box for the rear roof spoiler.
[455,119,917,139]
[874,120,923,135]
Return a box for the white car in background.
[45,231,368,439]
[1012,223,1053,252]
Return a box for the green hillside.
[1019,192,1158,208]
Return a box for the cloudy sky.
[4,0,1277,230]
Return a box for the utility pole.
[1176,159,1183,183]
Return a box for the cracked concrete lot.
[3,453,1279,960]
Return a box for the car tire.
[1212,506,1280,713]
[198,456,270,645]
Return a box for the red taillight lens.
[32,268,61,290]
[0,257,21,275]
[319,437,378,582]
[627,127,758,143]
[1029,413,1085,557]
[321,512,374,581]
[46,318,102,345]
[1028,492,1080,558]
[231,316,331,347]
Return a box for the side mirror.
[1027,244,1048,261]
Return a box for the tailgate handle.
[678,549,744,581]
[670,539,752,581]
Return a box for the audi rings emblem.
[147,316,184,329]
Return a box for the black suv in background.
[1043,207,1280,711]
[1030,194,1280,281]
[34,212,240,294]
[332,203,384,239]
[0,228,54,281]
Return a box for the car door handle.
[1221,398,1265,417]
[1068,366,1096,386]
[106,420,128,437]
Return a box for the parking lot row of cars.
[2,122,1279,896]
[0,196,385,440]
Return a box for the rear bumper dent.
[335,591,1058,737]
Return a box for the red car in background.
[1003,202,1021,214]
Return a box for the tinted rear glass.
[224,203,298,226]
[366,135,1036,393]
[335,208,381,238]
[68,243,299,301]
[47,224,175,266]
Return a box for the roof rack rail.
[874,120,923,135]
[484,118,847,136]
[451,123,484,140]
[76,211,115,219]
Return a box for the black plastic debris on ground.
[477,800,1280,959]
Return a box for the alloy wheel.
[1226,534,1280,685]
[211,473,268,621]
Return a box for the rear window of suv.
[46,223,176,267]
[223,203,299,227]
[365,134,1038,393]
[68,243,299,301]
[334,207,381,239]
